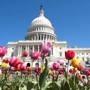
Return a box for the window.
[60,52,62,56]
[35,63,39,67]
[77,57,79,59]
[82,57,84,61]
[12,48,14,50]
[60,47,62,49]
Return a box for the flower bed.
[0,41,90,90]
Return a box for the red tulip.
[23,51,28,57]
[0,46,7,57]
[2,59,9,63]
[1,70,4,74]
[85,69,90,76]
[40,41,52,54]
[27,71,30,75]
[77,65,83,71]
[31,51,39,60]
[9,56,21,67]
[52,62,60,70]
[65,50,75,60]
[59,69,64,75]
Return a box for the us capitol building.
[2,6,90,67]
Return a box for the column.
[20,45,22,56]
[33,45,34,52]
[25,46,27,51]
[38,45,39,52]
[28,45,29,56]
[49,35,50,40]
[18,46,20,56]
[46,35,47,40]
[40,34,41,40]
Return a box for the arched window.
[35,63,39,67]
[27,63,31,67]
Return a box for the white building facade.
[2,6,90,67]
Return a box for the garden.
[0,41,90,90]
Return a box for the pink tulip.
[22,51,28,57]
[31,51,39,60]
[34,66,39,73]
[58,60,64,66]
[15,63,26,71]
[20,64,26,71]
[40,41,52,54]
[0,46,7,57]
[50,66,54,70]
[9,56,21,67]
[39,52,48,59]
[52,62,60,70]
[9,67,15,70]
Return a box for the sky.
[0,0,90,48]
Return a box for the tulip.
[40,41,52,55]
[34,66,39,73]
[9,56,21,67]
[39,52,48,59]
[69,68,77,74]
[2,59,9,63]
[59,69,64,75]
[77,65,83,71]
[31,51,39,60]
[27,71,30,75]
[85,69,90,76]
[58,60,64,66]
[71,58,80,67]
[1,70,4,74]
[9,67,15,70]
[65,50,75,60]
[26,66,31,71]
[82,75,86,79]
[48,70,53,75]
[1,62,7,68]
[78,74,82,80]
[22,51,28,57]
[0,46,7,57]
[16,63,26,71]
[52,62,60,70]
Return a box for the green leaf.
[26,81,34,90]
[63,81,71,90]
[39,59,49,89]
[42,81,51,90]
[55,81,61,90]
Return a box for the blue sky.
[0,0,90,47]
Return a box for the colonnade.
[18,45,53,57]
[26,34,56,41]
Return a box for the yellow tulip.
[1,62,7,68]
[71,58,80,67]
[39,66,45,72]
[48,70,53,75]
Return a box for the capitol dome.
[25,5,57,41]
[30,10,53,28]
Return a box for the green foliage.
[39,59,49,89]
